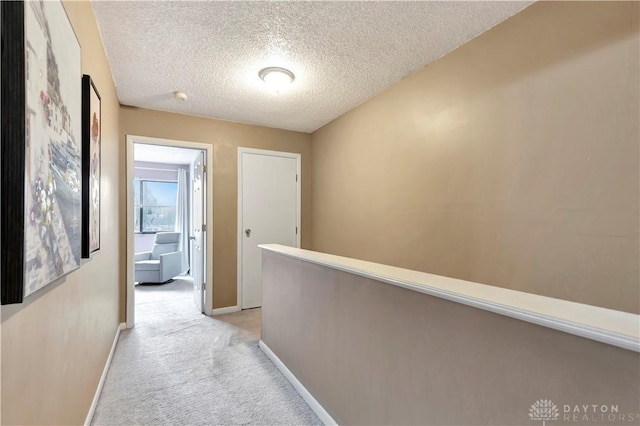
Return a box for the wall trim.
[211,305,240,315]
[259,340,338,426]
[84,322,125,426]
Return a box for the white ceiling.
[92,1,533,133]
[134,143,201,165]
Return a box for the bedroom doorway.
[126,135,214,328]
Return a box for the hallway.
[92,278,321,425]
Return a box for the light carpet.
[92,276,322,426]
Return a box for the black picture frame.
[1,1,27,305]
[81,75,101,258]
[1,0,82,305]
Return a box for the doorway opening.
[126,135,214,328]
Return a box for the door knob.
[245,228,251,237]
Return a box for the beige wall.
[1,1,121,424]
[120,107,312,309]
[311,1,640,313]
[262,251,640,425]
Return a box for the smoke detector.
[174,91,188,101]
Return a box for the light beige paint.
[262,250,640,425]
[119,108,312,309]
[311,1,640,314]
[1,1,121,424]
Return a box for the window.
[134,179,178,233]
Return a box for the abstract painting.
[82,75,101,257]
[1,0,82,304]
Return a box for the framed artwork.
[1,0,82,304]
[82,75,101,257]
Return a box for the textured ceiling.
[92,1,533,133]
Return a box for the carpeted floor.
[92,276,321,425]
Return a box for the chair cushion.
[150,232,181,260]
[134,260,160,271]
[154,232,180,244]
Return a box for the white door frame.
[126,135,214,328]
[237,147,301,310]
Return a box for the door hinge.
[296,226,298,235]
[202,224,207,232]
[296,174,298,182]
[203,165,207,174]
[201,282,206,291]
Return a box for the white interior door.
[240,150,299,309]
[191,152,206,313]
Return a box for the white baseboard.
[211,305,240,315]
[84,322,125,426]
[259,340,338,426]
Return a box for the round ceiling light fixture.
[259,67,295,92]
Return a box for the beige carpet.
[91,276,321,425]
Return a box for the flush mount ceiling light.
[259,67,295,92]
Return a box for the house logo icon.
[529,399,560,426]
